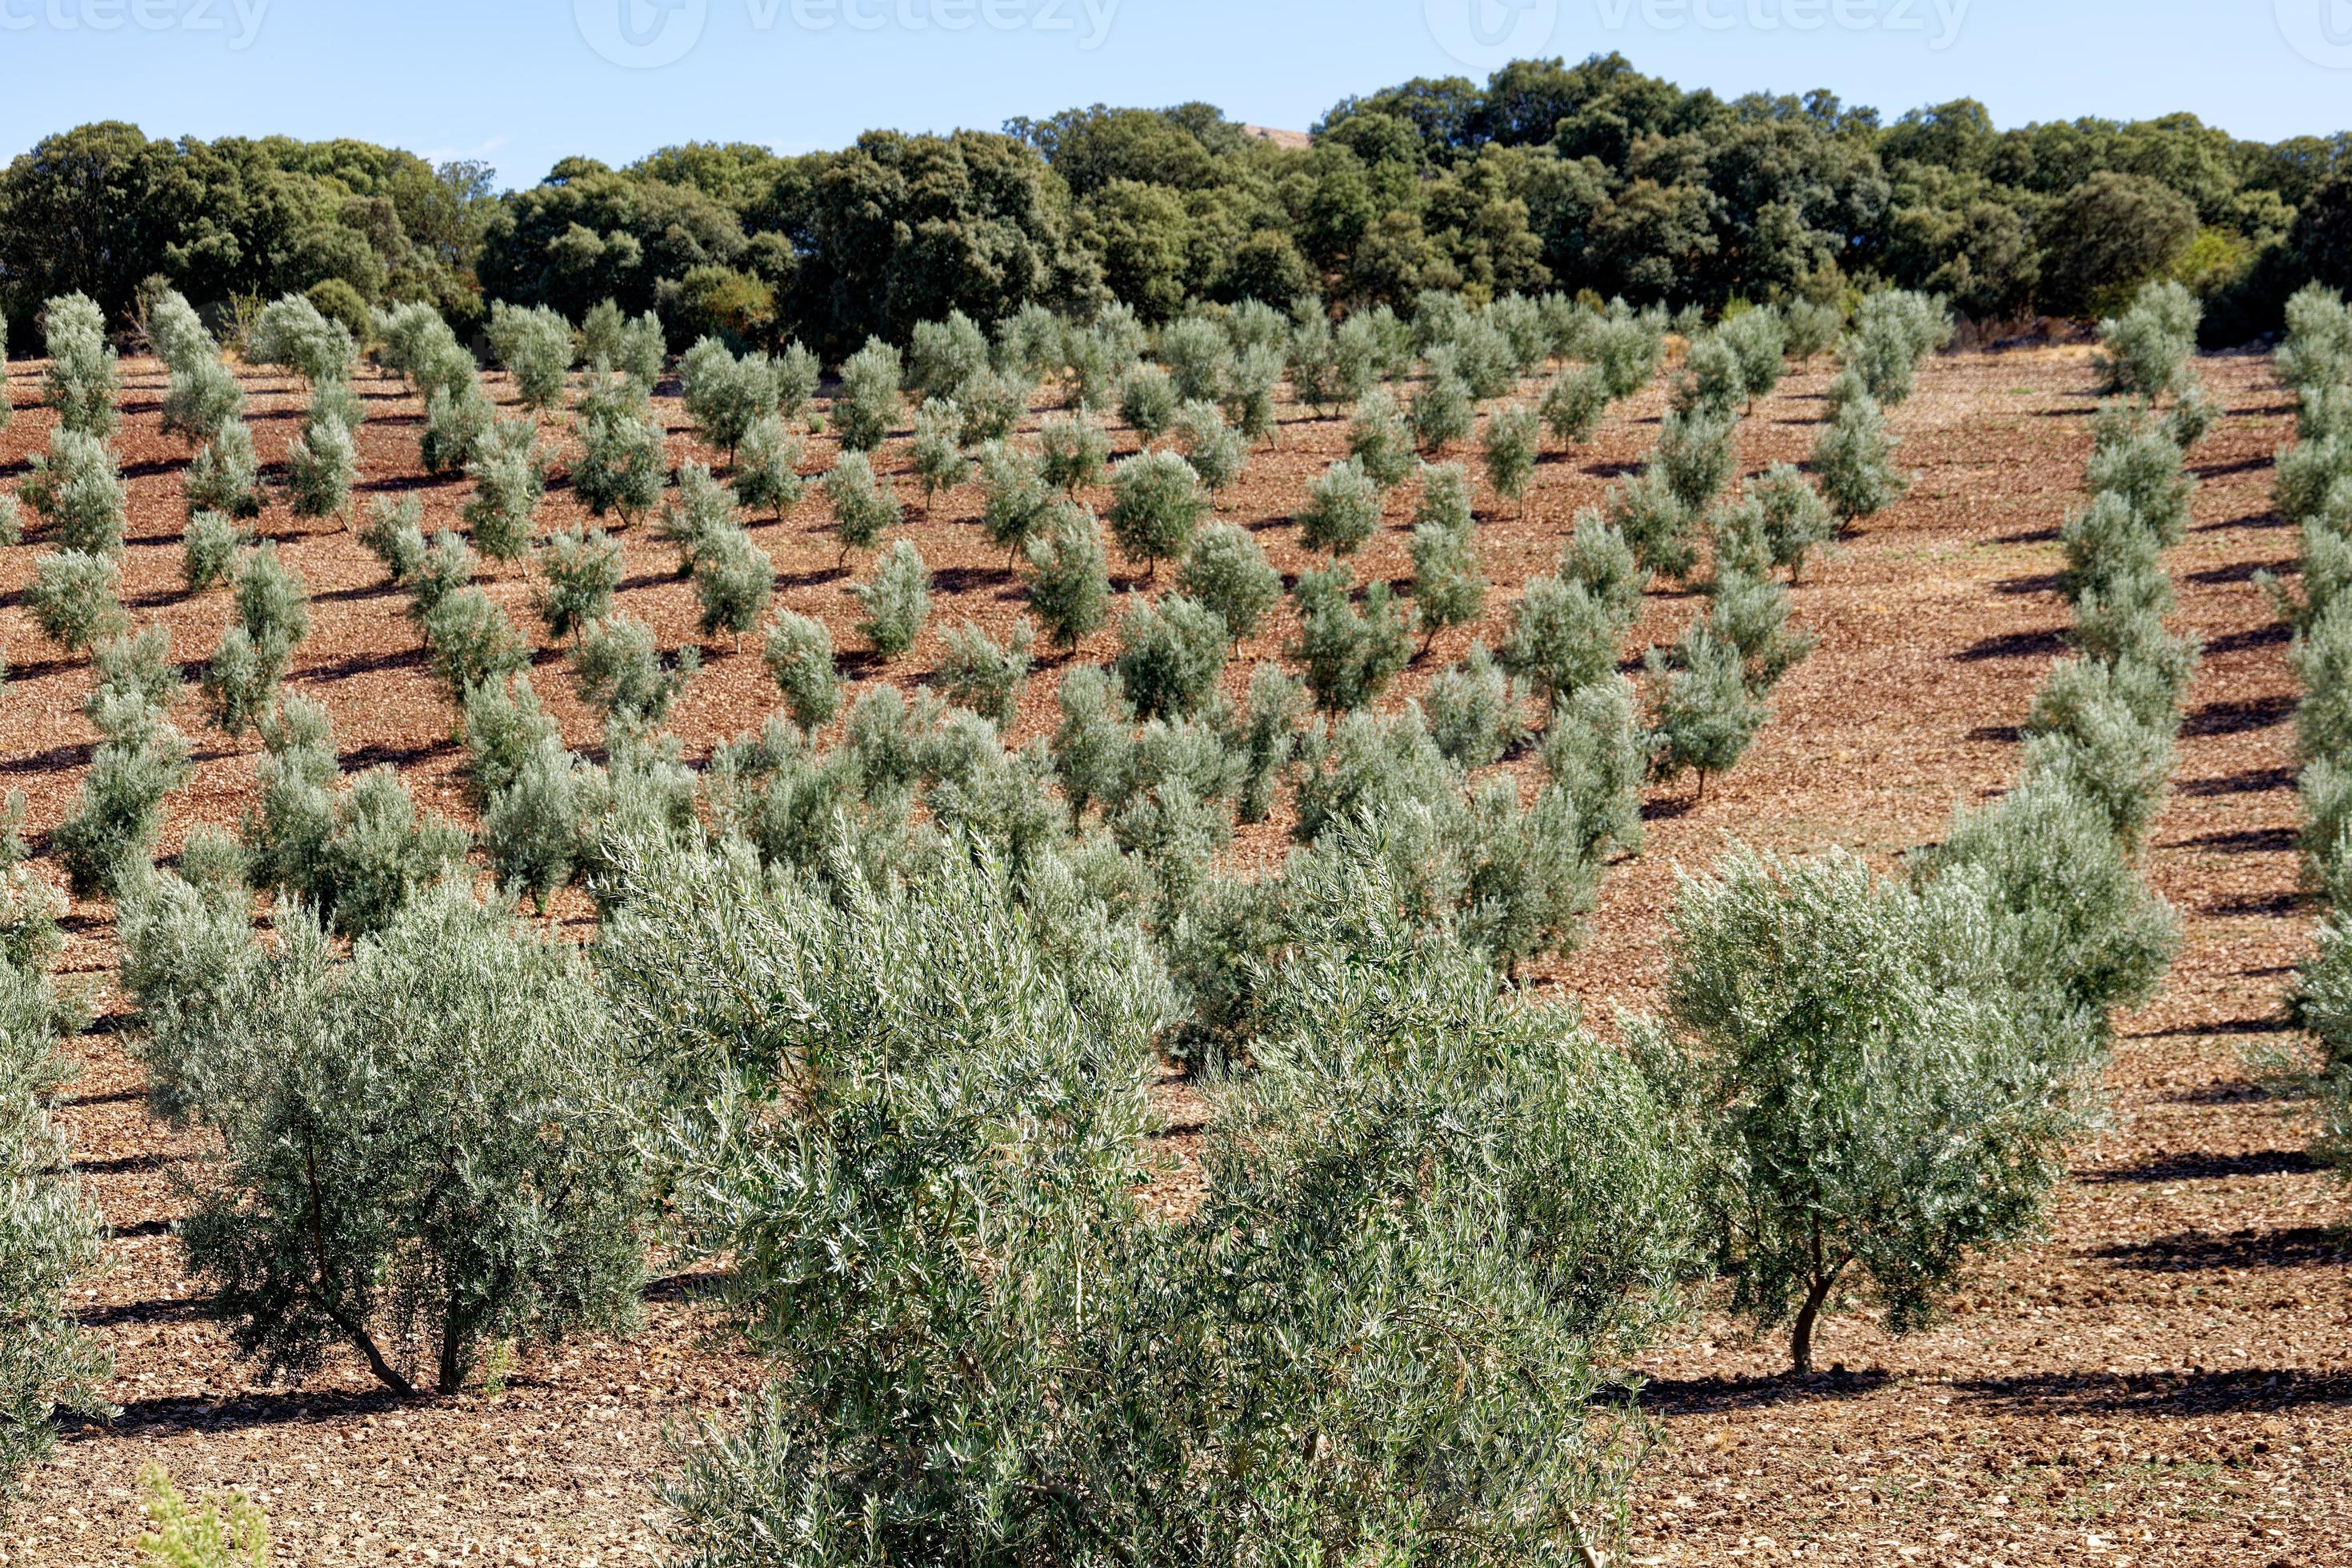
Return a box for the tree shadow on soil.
[2075,1149,2317,1184]
[1956,626,2070,662]
[2089,1226,2350,1272]
[1631,1367,1893,1415]
[1955,1366,2352,1416]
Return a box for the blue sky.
[0,0,2346,188]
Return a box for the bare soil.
[0,341,2343,1565]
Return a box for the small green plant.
[534,526,623,641]
[732,414,805,520]
[910,398,969,511]
[1481,403,1541,509]
[1177,522,1282,642]
[679,337,780,460]
[422,588,530,702]
[1172,400,1246,498]
[1115,594,1229,721]
[657,461,738,578]
[27,550,128,654]
[42,291,120,438]
[1024,506,1113,650]
[1540,363,1610,448]
[1812,388,1909,524]
[1749,462,1838,583]
[832,337,904,452]
[134,1465,268,1568]
[186,421,263,519]
[936,620,1036,728]
[1290,562,1414,713]
[1643,621,1764,801]
[1410,360,1475,454]
[486,302,576,410]
[1039,413,1111,494]
[1410,508,1487,654]
[572,614,700,725]
[182,510,250,594]
[1298,457,1383,557]
[406,531,478,626]
[694,526,776,647]
[56,702,190,896]
[1655,406,1737,513]
[1347,386,1418,489]
[462,420,547,561]
[21,426,126,556]
[978,442,1057,566]
[283,414,358,522]
[853,538,931,658]
[162,354,244,446]
[1118,362,1179,442]
[762,610,842,731]
[247,293,354,387]
[573,402,670,524]
[1107,450,1208,580]
[826,450,902,564]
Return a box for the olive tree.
[761,611,841,732]
[853,539,930,658]
[1107,450,1208,580]
[1812,386,1908,525]
[0,951,107,1516]
[1023,505,1113,650]
[130,886,646,1397]
[486,302,576,411]
[1650,850,2097,1373]
[21,427,126,556]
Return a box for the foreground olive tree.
[598,834,1697,1566]
[1648,849,2098,1374]
[123,882,646,1397]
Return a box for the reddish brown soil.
[0,342,2344,1565]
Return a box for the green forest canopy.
[4,52,2348,355]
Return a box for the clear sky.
[0,0,2345,188]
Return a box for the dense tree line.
[6,54,2351,356]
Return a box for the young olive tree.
[761,610,842,733]
[188,421,264,521]
[1298,457,1382,556]
[825,451,902,565]
[853,538,930,658]
[21,427,126,556]
[1023,505,1114,650]
[134,886,646,1396]
[0,950,108,1514]
[1107,450,1208,581]
[1115,594,1229,721]
[1177,522,1281,643]
[533,527,623,642]
[1290,563,1414,714]
[832,338,904,453]
[1811,387,1908,525]
[1651,850,2096,1373]
[571,614,699,727]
